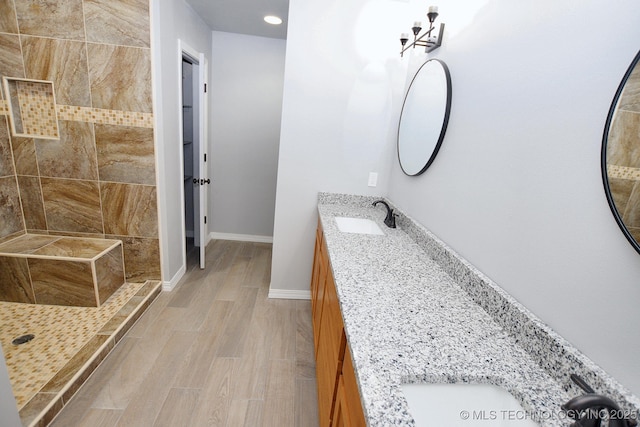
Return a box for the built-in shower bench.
[0,234,125,307]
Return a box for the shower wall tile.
[84,0,150,48]
[0,176,25,239]
[0,256,35,303]
[95,124,155,185]
[35,121,98,180]
[107,235,161,282]
[0,119,15,176]
[29,259,97,307]
[101,182,157,237]
[17,175,46,230]
[608,110,640,168]
[87,44,152,113]
[0,34,24,78]
[10,136,38,176]
[33,237,113,258]
[41,178,103,234]
[22,36,91,107]
[15,0,85,40]
[0,234,57,254]
[0,0,18,33]
[0,0,161,288]
[94,245,125,304]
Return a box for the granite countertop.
[317,200,573,426]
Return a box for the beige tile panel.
[31,236,117,259]
[29,258,97,307]
[40,178,104,234]
[35,120,98,180]
[0,256,35,303]
[22,36,91,107]
[95,124,156,185]
[88,44,152,113]
[16,175,47,230]
[0,118,14,176]
[84,0,150,48]
[15,0,85,40]
[0,0,18,33]
[107,235,161,282]
[9,136,39,176]
[0,234,57,254]
[0,33,24,79]
[95,246,126,305]
[0,176,25,239]
[101,183,157,237]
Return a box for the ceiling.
[185,0,289,40]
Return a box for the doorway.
[179,41,208,270]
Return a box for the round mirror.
[602,49,640,253]
[398,59,452,176]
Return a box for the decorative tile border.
[607,164,640,181]
[0,99,153,129]
[56,105,153,128]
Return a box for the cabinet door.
[342,345,366,427]
[310,220,323,314]
[313,238,329,358]
[311,224,366,427]
[332,375,351,427]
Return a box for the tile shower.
[0,0,162,424]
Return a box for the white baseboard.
[163,264,186,291]
[209,232,273,243]
[268,288,311,300]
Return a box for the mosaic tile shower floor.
[0,281,146,409]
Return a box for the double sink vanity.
[311,193,640,426]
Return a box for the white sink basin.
[401,383,539,426]
[334,217,384,235]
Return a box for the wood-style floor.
[50,240,319,427]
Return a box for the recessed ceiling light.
[264,15,282,25]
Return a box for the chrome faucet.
[372,200,396,228]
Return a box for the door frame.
[177,39,208,269]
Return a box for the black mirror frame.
[601,49,640,255]
[397,58,452,176]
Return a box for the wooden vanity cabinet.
[311,221,366,427]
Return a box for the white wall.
[271,0,406,295]
[389,0,640,394]
[272,0,640,394]
[210,32,285,239]
[151,0,212,285]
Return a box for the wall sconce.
[400,6,445,57]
